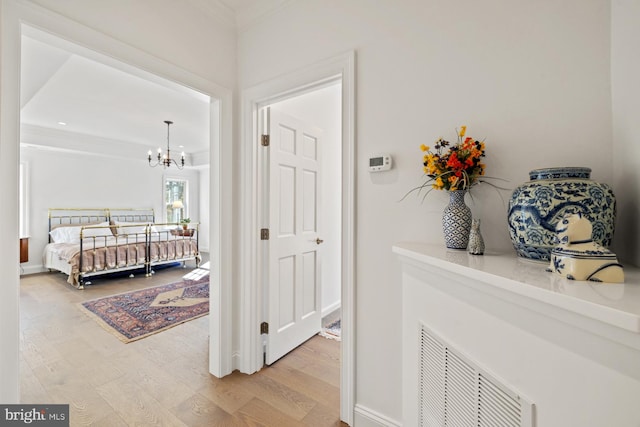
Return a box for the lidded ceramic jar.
[507,167,616,261]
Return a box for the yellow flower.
[420,144,429,152]
[435,177,444,187]
[459,125,467,137]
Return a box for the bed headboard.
[108,208,155,223]
[48,208,155,235]
[48,208,110,229]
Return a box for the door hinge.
[260,322,269,334]
[260,228,269,240]
[261,134,270,146]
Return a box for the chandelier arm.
[147,120,183,169]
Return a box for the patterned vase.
[442,190,472,249]
[507,167,616,262]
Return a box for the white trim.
[354,404,403,427]
[322,300,341,318]
[1,0,233,402]
[239,51,356,425]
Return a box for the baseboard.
[20,264,47,276]
[354,404,402,427]
[231,351,241,373]
[322,300,341,318]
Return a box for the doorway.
[0,0,233,402]
[261,82,342,365]
[239,51,355,424]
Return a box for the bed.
[44,208,201,289]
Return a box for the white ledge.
[393,242,640,334]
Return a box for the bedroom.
[19,28,211,281]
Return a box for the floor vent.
[419,325,535,427]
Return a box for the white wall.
[28,0,237,90]
[612,0,640,266]
[238,0,613,422]
[20,146,201,274]
[272,83,342,316]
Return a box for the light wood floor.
[20,265,345,426]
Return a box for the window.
[165,178,188,223]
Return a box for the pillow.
[49,222,110,243]
[115,221,155,235]
[49,225,82,243]
[82,222,112,238]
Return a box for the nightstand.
[20,237,28,263]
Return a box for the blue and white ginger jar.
[507,167,616,262]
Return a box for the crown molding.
[20,124,207,167]
[236,0,294,32]
[186,0,237,31]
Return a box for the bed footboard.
[71,224,199,288]
[75,224,148,289]
[147,224,200,275]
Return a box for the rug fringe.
[319,329,341,341]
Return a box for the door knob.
[316,238,324,245]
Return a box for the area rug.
[320,318,341,341]
[78,278,209,343]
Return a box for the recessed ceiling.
[218,0,263,11]
[19,1,291,161]
[20,27,211,158]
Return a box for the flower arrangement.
[421,125,486,192]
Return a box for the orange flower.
[405,125,491,196]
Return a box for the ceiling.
[20,27,212,162]
[19,1,290,163]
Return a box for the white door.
[264,106,324,365]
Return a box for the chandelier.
[148,120,185,169]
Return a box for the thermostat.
[369,154,392,172]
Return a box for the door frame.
[0,0,233,402]
[239,51,356,424]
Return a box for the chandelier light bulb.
[148,120,185,170]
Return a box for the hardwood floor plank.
[196,373,255,415]
[235,397,305,427]
[302,402,345,427]
[47,382,116,426]
[172,392,235,427]
[20,328,64,369]
[30,357,83,389]
[262,363,340,409]
[90,411,130,427]
[129,361,196,407]
[231,372,318,420]
[18,358,50,404]
[95,378,188,426]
